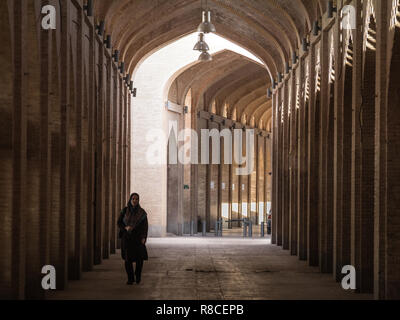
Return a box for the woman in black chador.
[118,193,148,285]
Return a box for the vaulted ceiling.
[94,0,327,78]
[92,0,328,130]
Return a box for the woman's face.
[131,195,139,207]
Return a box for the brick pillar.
[128,92,131,194]
[325,46,336,277]
[265,135,270,224]
[218,122,223,223]
[94,37,106,266]
[228,121,233,229]
[308,44,319,267]
[234,123,241,227]
[374,0,400,299]
[116,76,123,247]
[355,42,376,292]
[246,128,257,225]
[298,57,308,261]
[103,55,112,260]
[333,14,344,282]
[122,85,128,210]
[209,120,219,229]
[110,65,118,254]
[85,17,96,266]
[57,0,71,289]
[342,63,354,275]
[352,0,375,293]
[80,33,89,270]
[271,94,277,244]
[351,0,364,288]
[385,24,400,300]
[23,0,48,299]
[276,88,283,246]
[319,28,333,273]
[255,133,260,226]
[205,118,211,231]
[247,133,254,225]
[374,0,388,299]
[190,105,199,232]
[282,80,290,250]
[221,120,231,227]
[257,134,265,225]
[0,0,27,299]
[67,19,77,282]
[289,70,298,256]
[67,3,85,281]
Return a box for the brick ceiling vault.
[92,0,326,129]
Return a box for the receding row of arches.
[0,0,399,301]
[272,0,400,299]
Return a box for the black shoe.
[126,280,134,285]
[136,277,141,284]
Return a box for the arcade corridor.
[0,0,399,300]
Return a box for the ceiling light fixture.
[197,0,216,34]
[195,0,215,62]
[198,50,212,62]
[193,33,210,51]
[198,11,216,34]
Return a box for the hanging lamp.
[198,11,216,33]
[193,33,210,51]
[197,0,216,34]
[198,50,212,62]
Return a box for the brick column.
[122,85,128,209]
[127,91,132,221]
[319,28,333,273]
[190,104,199,232]
[352,0,374,293]
[351,0,363,287]
[0,0,27,299]
[282,80,290,250]
[374,0,388,299]
[276,88,283,246]
[271,90,279,244]
[289,69,298,256]
[308,43,319,267]
[69,3,85,281]
[375,0,400,300]
[103,54,112,260]
[115,65,122,244]
[227,121,233,229]
[23,0,50,299]
[256,133,264,226]
[298,56,307,261]
[333,11,344,282]
[231,123,240,227]
[209,120,219,230]
[94,37,105,266]
[325,37,335,277]
[57,0,71,289]
[110,64,119,254]
[85,16,96,266]
[265,135,270,223]
[385,24,400,300]
[355,18,376,292]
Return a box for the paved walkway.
[47,233,372,300]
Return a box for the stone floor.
[47,230,373,300]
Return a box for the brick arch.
[93,0,317,81]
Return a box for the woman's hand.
[141,239,146,245]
